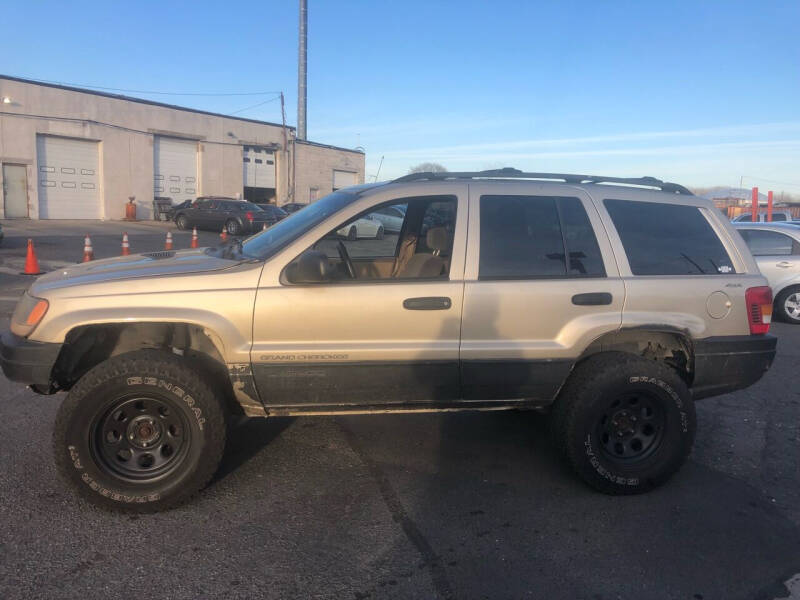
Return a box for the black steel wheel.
[594,392,665,463]
[54,350,227,512]
[551,352,695,495]
[92,395,191,482]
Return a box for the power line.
[0,110,282,147]
[4,74,281,96]
[229,96,282,115]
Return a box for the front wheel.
[775,286,800,324]
[551,352,695,495]
[53,350,226,512]
[347,226,357,241]
[375,226,384,240]
[176,214,189,230]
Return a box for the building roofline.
[0,74,296,131]
[294,138,364,155]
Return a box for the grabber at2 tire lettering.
[551,352,696,495]
[53,349,227,512]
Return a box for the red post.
[751,187,759,222]
[767,191,773,222]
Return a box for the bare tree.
[409,162,447,174]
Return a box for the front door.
[2,164,29,218]
[250,187,468,410]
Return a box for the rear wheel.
[54,350,226,512]
[551,352,695,494]
[775,286,800,324]
[176,214,189,230]
[226,219,241,236]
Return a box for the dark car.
[173,197,270,235]
[253,203,289,226]
[280,202,308,214]
[162,198,192,221]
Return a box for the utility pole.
[297,0,308,141]
[280,92,293,202]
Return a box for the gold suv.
[1,169,777,511]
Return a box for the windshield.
[241,191,358,259]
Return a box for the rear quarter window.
[604,199,735,275]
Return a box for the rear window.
[479,195,605,280]
[604,199,735,275]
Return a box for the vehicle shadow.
[338,291,800,600]
[211,416,295,483]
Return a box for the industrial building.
[0,75,364,220]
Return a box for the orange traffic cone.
[165,231,173,250]
[22,239,42,275]
[83,234,94,262]
[190,226,198,249]
[220,226,228,242]
[121,232,130,256]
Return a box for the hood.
[33,248,246,291]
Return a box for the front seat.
[396,227,449,278]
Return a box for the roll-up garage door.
[37,136,100,219]
[243,146,276,189]
[154,137,198,204]
[332,170,358,191]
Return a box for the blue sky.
[3,0,799,191]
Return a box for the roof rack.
[392,167,693,195]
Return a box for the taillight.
[745,286,773,335]
[246,211,254,222]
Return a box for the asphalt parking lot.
[1,221,799,600]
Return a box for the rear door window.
[479,195,605,280]
[604,199,735,275]
[739,229,800,256]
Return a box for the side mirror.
[286,250,332,284]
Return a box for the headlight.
[10,293,49,337]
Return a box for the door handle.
[403,296,452,310]
[572,292,613,306]
[777,261,793,268]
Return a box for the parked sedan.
[735,222,800,323]
[173,197,271,235]
[337,217,384,240]
[371,204,406,233]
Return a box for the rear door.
[460,183,624,401]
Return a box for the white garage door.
[333,170,358,191]
[37,136,100,219]
[154,137,198,204]
[243,146,276,188]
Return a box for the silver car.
[735,222,800,323]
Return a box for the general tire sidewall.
[573,372,695,491]
[57,372,213,507]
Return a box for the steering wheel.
[337,241,357,279]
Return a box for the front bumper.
[0,330,63,387]
[692,334,777,399]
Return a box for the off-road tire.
[775,286,800,324]
[53,350,226,512]
[550,352,695,495]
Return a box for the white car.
[731,211,793,223]
[735,222,800,323]
[337,217,384,240]
[371,205,406,233]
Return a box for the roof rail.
[392,168,693,195]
